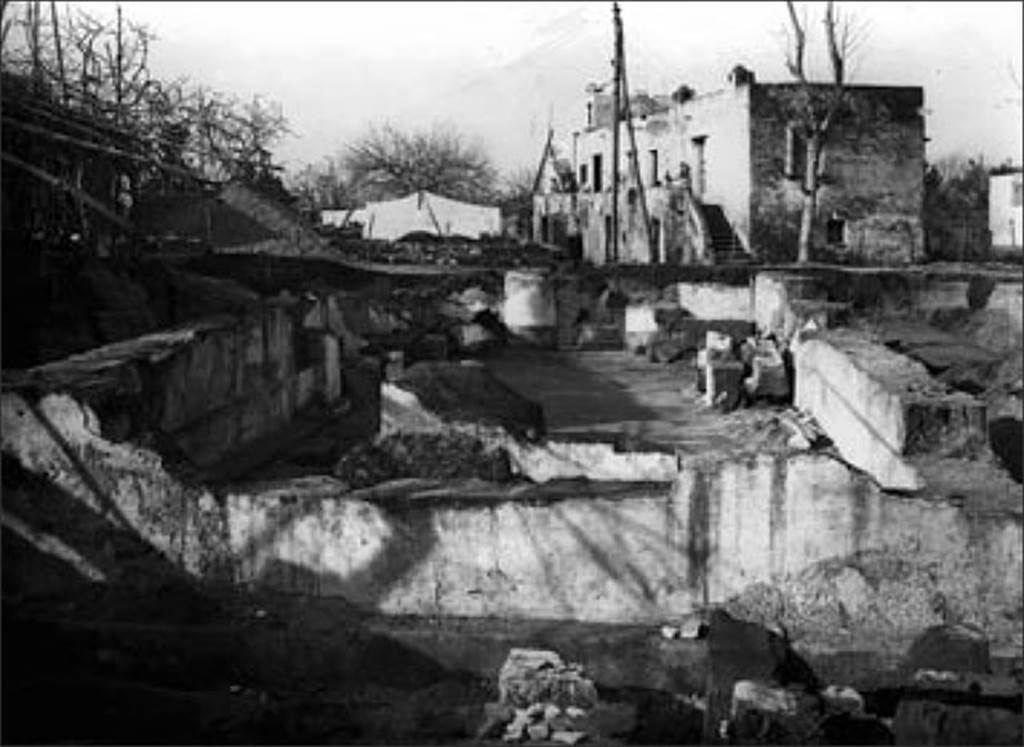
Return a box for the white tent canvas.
[354,191,500,240]
[320,208,369,228]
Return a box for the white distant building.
[321,192,500,241]
[990,168,1023,252]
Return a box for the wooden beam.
[532,127,554,195]
[2,114,207,183]
[1,150,131,230]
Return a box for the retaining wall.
[2,388,1019,647]
[676,281,754,321]
[4,297,343,470]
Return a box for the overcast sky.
[103,1,1023,177]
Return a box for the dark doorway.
[691,137,707,197]
[826,218,846,246]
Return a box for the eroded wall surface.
[749,84,925,264]
[3,386,1019,649]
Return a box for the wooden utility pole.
[619,15,655,263]
[28,1,41,93]
[49,1,67,104]
[115,4,124,123]
[611,2,622,264]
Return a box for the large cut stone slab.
[676,281,753,322]
[794,331,987,491]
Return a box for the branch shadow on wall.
[1,423,489,745]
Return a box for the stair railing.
[684,190,712,263]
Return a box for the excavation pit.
[3,260,1022,745]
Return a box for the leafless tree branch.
[784,0,807,83]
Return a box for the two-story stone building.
[534,66,926,265]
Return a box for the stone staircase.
[700,203,752,265]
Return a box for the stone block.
[551,729,587,745]
[820,685,865,715]
[787,300,851,332]
[695,349,708,394]
[706,330,734,355]
[745,345,790,402]
[731,679,798,718]
[753,272,828,339]
[625,303,659,354]
[648,337,688,364]
[454,322,499,353]
[672,318,757,353]
[323,335,342,402]
[794,331,987,491]
[526,721,551,741]
[706,360,745,411]
[677,281,753,322]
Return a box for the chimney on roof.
[728,65,755,87]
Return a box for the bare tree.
[288,154,361,212]
[783,0,867,263]
[343,122,497,204]
[495,166,535,237]
[2,3,290,189]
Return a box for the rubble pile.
[703,610,1023,746]
[704,609,879,744]
[333,431,513,488]
[353,282,509,365]
[695,329,792,413]
[478,648,638,745]
[328,236,566,269]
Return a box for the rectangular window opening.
[826,217,846,246]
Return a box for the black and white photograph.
[1,1,1022,744]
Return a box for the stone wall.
[754,269,1024,339]
[5,296,343,470]
[676,281,754,321]
[3,386,1020,649]
[749,84,925,264]
[535,186,696,267]
[679,85,753,244]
